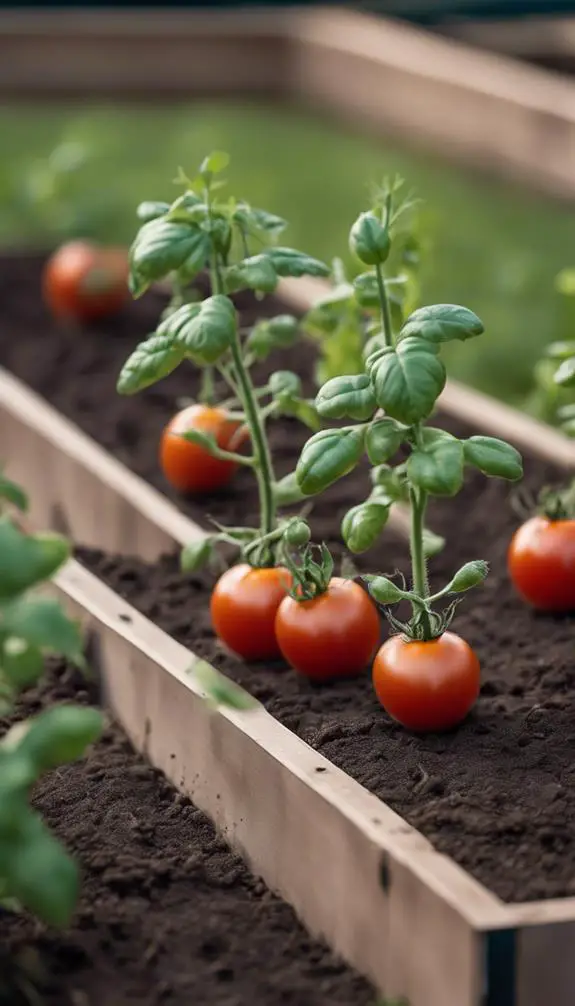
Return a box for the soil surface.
[3,253,575,904]
[0,661,374,1006]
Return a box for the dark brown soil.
[0,661,374,1006]
[3,253,575,905]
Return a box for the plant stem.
[409,485,433,640]
[211,253,277,557]
[375,261,393,348]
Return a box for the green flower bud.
[285,519,311,548]
[349,212,391,266]
[367,576,405,605]
[447,560,489,593]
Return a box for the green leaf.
[296,427,366,496]
[163,295,236,365]
[463,436,523,481]
[366,418,404,464]
[400,304,484,343]
[277,397,320,432]
[136,200,170,223]
[2,597,84,663]
[0,474,28,513]
[370,463,409,502]
[349,212,390,266]
[17,706,102,772]
[193,660,256,710]
[181,537,214,573]
[199,150,230,176]
[0,522,70,600]
[226,254,278,294]
[545,341,575,360]
[269,371,302,400]
[4,811,79,928]
[267,247,330,279]
[367,576,405,604]
[422,527,445,557]
[246,315,299,359]
[554,356,575,387]
[407,429,464,497]
[130,219,210,293]
[341,500,391,553]
[233,205,287,236]
[272,472,308,507]
[369,337,446,425]
[315,374,376,421]
[2,638,44,689]
[117,330,185,395]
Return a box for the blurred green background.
[1,99,574,409]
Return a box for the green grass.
[1,99,574,406]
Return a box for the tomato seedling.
[508,482,575,611]
[274,519,380,681]
[302,177,422,385]
[0,472,102,927]
[117,152,330,658]
[295,193,523,730]
[43,239,129,323]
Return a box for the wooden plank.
[50,556,504,1002]
[0,368,200,559]
[0,9,291,98]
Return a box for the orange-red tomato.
[43,241,129,322]
[210,564,291,661]
[372,631,480,733]
[508,515,575,611]
[161,405,248,495]
[274,578,380,682]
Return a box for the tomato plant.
[508,480,575,610]
[210,563,291,660]
[160,404,248,494]
[275,521,380,681]
[43,239,129,322]
[373,632,480,732]
[0,471,102,927]
[117,153,330,655]
[295,187,523,729]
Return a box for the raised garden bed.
[2,253,575,1004]
[0,644,374,1006]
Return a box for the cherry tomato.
[43,241,129,322]
[161,405,248,495]
[210,564,291,661]
[372,631,480,732]
[508,515,575,611]
[274,578,380,681]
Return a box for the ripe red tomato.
[508,515,575,611]
[372,631,480,732]
[274,578,380,681]
[210,564,291,661]
[43,241,129,322]
[161,405,248,495]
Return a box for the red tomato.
[372,631,480,732]
[274,578,380,681]
[161,405,248,495]
[43,241,129,322]
[508,515,575,611]
[210,564,291,661]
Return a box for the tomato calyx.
[366,558,489,643]
[512,480,575,522]
[280,519,334,602]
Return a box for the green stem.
[375,261,393,349]
[409,485,433,640]
[211,253,277,557]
